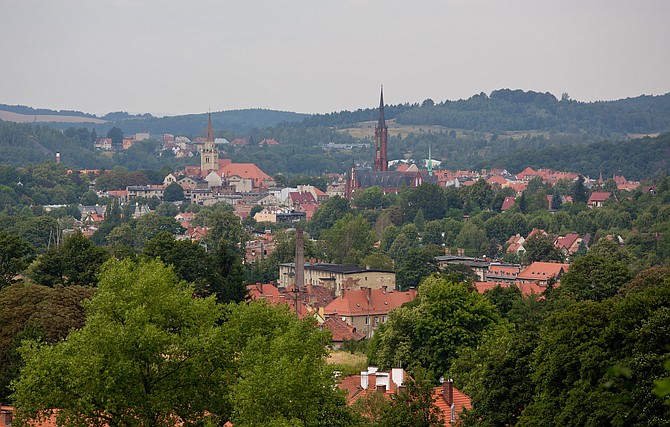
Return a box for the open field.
[338,119,553,141]
[0,110,107,124]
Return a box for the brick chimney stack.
[295,227,304,289]
[443,378,454,406]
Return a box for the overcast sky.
[1,0,669,117]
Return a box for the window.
[374,317,379,326]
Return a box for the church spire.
[374,86,389,172]
[206,111,214,142]
[378,86,386,127]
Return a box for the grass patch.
[328,350,368,376]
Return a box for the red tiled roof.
[507,182,528,193]
[488,264,521,277]
[526,228,546,239]
[517,262,569,281]
[300,203,319,221]
[321,317,365,342]
[324,288,416,317]
[219,163,272,187]
[433,383,472,425]
[516,167,538,180]
[290,192,316,204]
[588,192,611,203]
[501,196,516,211]
[556,233,579,251]
[487,175,508,186]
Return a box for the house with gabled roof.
[588,191,612,208]
[338,366,408,404]
[219,163,275,191]
[433,380,472,425]
[320,317,365,349]
[555,233,583,255]
[505,234,526,255]
[517,261,570,286]
[258,138,279,146]
[323,287,416,338]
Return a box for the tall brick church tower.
[374,87,388,172]
[200,112,219,172]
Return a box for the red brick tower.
[374,87,388,172]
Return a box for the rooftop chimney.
[443,379,454,406]
[295,227,304,289]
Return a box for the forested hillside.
[396,90,670,135]
[482,133,670,180]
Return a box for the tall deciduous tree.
[12,259,231,427]
[28,231,109,287]
[370,275,501,381]
[0,232,34,289]
[322,213,375,265]
[163,182,185,202]
[0,284,94,401]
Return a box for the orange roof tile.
[321,317,365,342]
[501,196,516,211]
[324,288,416,317]
[433,383,472,425]
[517,262,569,281]
[219,163,272,187]
[588,191,611,203]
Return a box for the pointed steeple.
[374,86,389,172]
[378,85,386,127]
[206,111,214,142]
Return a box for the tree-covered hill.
[396,90,670,136]
[0,105,309,136]
[101,109,309,136]
[0,122,106,168]
[481,133,670,180]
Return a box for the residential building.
[278,263,396,295]
[435,256,491,281]
[517,261,570,286]
[588,192,612,208]
[433,380,472,425]
[323,287,415,337]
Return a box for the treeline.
[482,132,670,180]
[396,90,670,135]
[0,121,195,171]
[0,103,97,118]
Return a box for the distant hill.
[480,132,670,181]
[0,104,98,118]
[298,90,670,137]
[0,103,309,135]
[104,109,310,136]
[397,90,670,136]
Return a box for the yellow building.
[279,263,396,296]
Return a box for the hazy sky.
[1,0,669,117]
